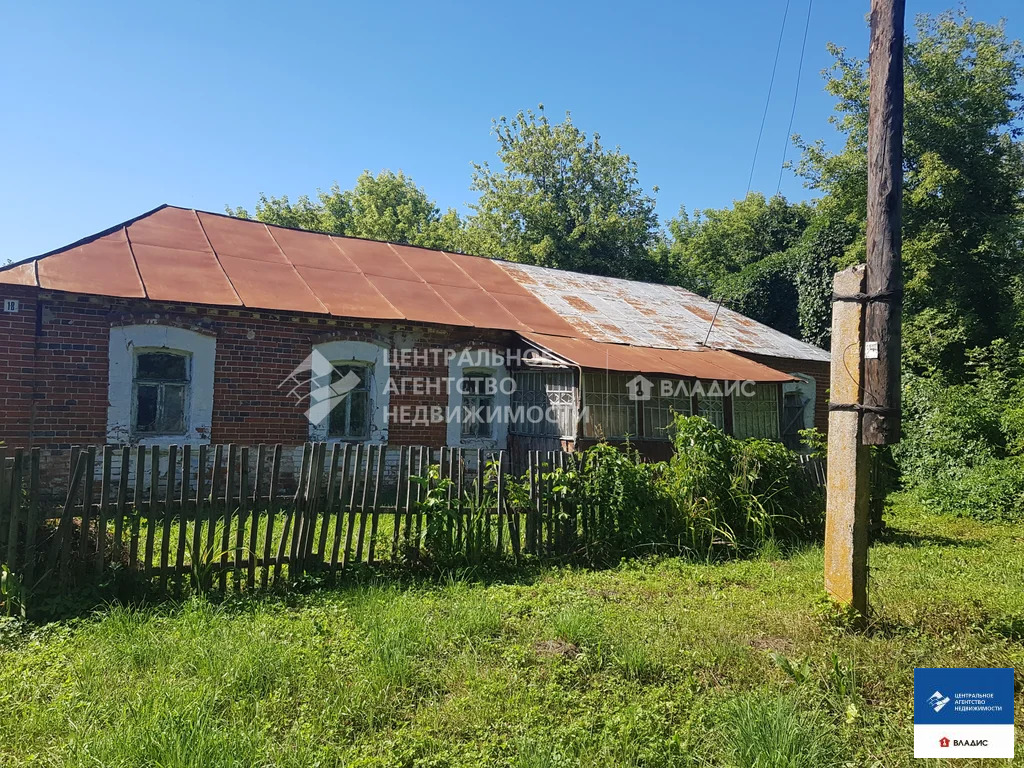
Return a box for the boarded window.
[643,379,692,438]
[133,351,189,436]
[328,363,371,440]
[582,372,636,439]
[511,370,577,438]
[732,383,780,439]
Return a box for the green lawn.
[1,495,1021,767]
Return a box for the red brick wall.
[0,288,520,450]
[0,284,39,445]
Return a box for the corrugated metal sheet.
[499,262,830,363]
[0,204,828,369]
[522,333,795,383]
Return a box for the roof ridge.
[0,203,172,273]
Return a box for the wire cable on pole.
[776,0,814,195]
[706,0,793,348]
[745,0,792,196]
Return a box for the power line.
[707,1,793,348]
[776,0,814,196]
[745,0,792,196]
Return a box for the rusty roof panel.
[445,252,532,296]
[389,243,479,289]
[197,212,287,263]
[132,242,241,305]
[501,262,829,363]
[334,237,419,282]
[365,274,470,326]
[294,266,401,320]
[37,231,145,298]
[127,206,212,252]
[270,227,359,272]
[0,261,36,286]
[217,255,326,313]
[524,333,794,382]
[8,206,825,369]
[490,291,580,337]
[431,284,530,331]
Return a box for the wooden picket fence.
[0,443,584,601]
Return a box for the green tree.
[464,107,662,280]
[660,193,814,336]
[230,170,464,250]
[796,10,1024,377]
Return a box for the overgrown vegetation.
[2,495,1020,767]
[895,339,1024,520]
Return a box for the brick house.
[0,205,829,482]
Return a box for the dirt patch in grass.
[534,639,579,658]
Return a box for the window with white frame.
[642,378,692,438]
[447,349,510,448]
[108,325,216,444]
[133,350,190,436]
[309,340,389,443]
[732,382,780,439]
[461,370,496,439]
[327,362,371,440]
[581,372,636,439]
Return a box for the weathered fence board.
[0,440,833,611]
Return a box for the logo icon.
[928,691,951,713]
[626,375,654,401]
[279,350,361,425]
[939,737,950,748]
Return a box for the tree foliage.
[463,108,663,280]
[659,193,814,336]
[796,10,1024,377]
[230,170,464,249]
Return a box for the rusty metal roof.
[0,205,828,371]
[522,333,794,382]
[499,262,830,363]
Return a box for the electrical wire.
[706,0,793,348]
[776,0,814,195]
[746,0,792,196]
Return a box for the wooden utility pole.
[824,0,905,614]
[862,0,905,445]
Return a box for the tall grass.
[722,694,841,768]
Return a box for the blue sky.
[1,1,1020,260]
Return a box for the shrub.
[895,340,1024,520]
[664,416,822,556]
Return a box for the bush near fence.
[0,417,825,614]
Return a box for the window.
[732,383,780,440]
[581,372,636,439]
[696,392,726,430]
[108,325,216,444]
[511,370,577,438]
[133,351,189,435]
[327,363,371,440]
[461,371,495,439]
[446,349,511,448]
[643,379,692,438]
[309,340,389,444]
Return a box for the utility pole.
[862,0,905,445]
[824,0,904,614]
